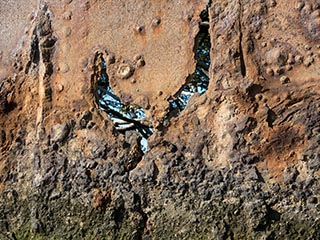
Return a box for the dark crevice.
[93,53,153,153]
[164,2,212,120]
[266,108,277,128]
[239,31,246,77]
[133,193,148,240]
[25,28,40,74]
[246,83,263,99]
[4,101,17,114]
[31,29,40,65]
[239,0,247,77]
[255,206,281,232]
[113,197,125,231]
[37,7,56,80]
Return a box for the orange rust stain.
[0,182,5,192]
[152,25,163,35]
[256,123,306,181]
[0,160,7,174]
[0,160,8,193]
[92,188,111,209]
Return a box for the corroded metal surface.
[0,0,37,72]
[0,0,319,238]
[0,0,208,119]
[49,0,207,120]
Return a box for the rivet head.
[134,54,142,61]
[152,17,161,27]
[117,64,134,79]
[134,25,145,34]
[280,76,290,84]
[136,59,145,67]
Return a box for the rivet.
[134,25,145,34]
[152,17,161,27]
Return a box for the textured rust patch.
[0,182,5,192]
[92,188,112,209]
[257,123,306,180]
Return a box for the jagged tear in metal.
[94,53,153,153]
[94,4,211,151]
[166,5,211,118]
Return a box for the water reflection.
[167,7,211,116]
[95,54,153,153]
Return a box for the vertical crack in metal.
[239,0,247,77]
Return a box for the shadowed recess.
[93,52,153,153]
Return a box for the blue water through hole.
[166,7,211,117]
[95,54,153,153]
[95,7,210,152]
